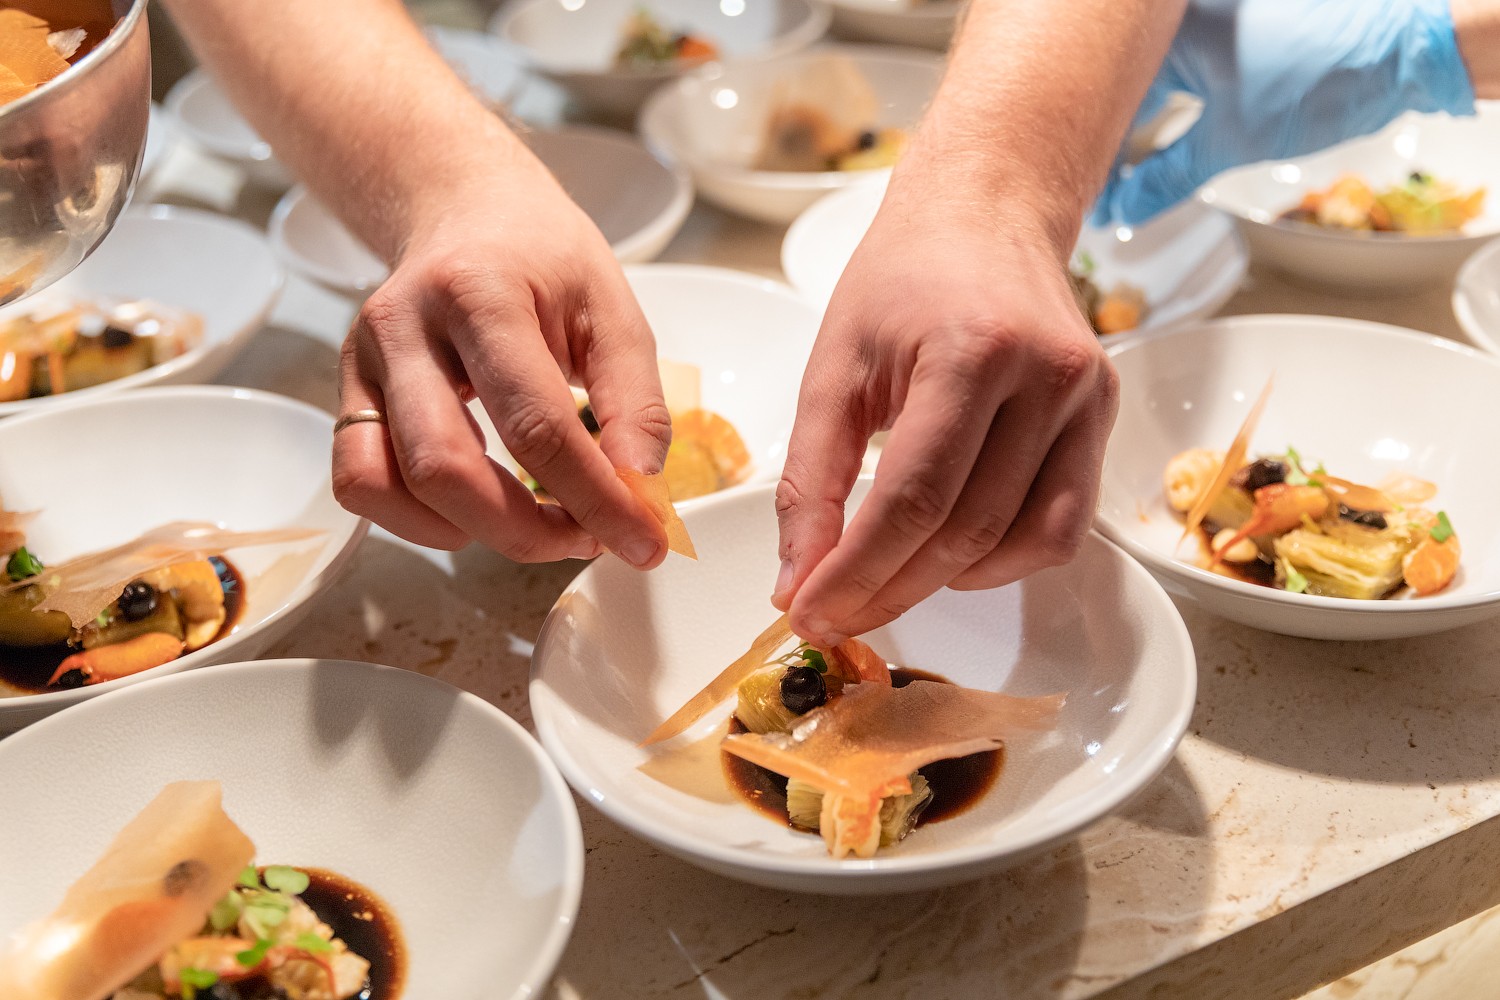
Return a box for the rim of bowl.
[0,386,368,708]
[164,68,274,164]
[267,186,386,295]
[1452,235,1500,356]
[640,44,944,191]
[494,0,832,77]
[0,0,148,121]
[826,0,962,18]
[0,657,586,1000]
[1098,313,1500,615]
[530,480,1198,879]
[1199,183,1500,247]
[0,204,285,418]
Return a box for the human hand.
[332,156,673,568]
[1094,0,1477,227]
[771,195,1120,645]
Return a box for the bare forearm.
[892,0,1188,256]
[1453,0,1500,97]
[158,0,542,260]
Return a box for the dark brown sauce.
[1196,525,1276,588]
[0,556,245,694]
[294,867,406,1000]
[722,667,1004,834]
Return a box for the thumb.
[1101,123,1216,228]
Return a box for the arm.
[158,0,673,569]
[773,0,1186,644]
[1453,0,1500,97]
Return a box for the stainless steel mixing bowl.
[0,0,150,305]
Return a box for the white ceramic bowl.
[1097,315,1500,641]
[0,387,367,732]
[1453,236,1500,356]
[531,479,1196,894]
[783,174,1247,335]
[164,68,294,189]
[641,45,944,224]
[270,126,693,295]
[0,205,284,418]
[473,264,819,497]
[1200,110,1500,293]
[0,658,584,999]
[494,0,831,120]
[824,0,961,49]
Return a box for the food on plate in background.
[1164,381,1461,599]
[754,54,907,173]
[0,298,205,402]
[642,614,1064,858]
[614,9,719,69]
[0,780,404,1000]
[1280,172,1486,234]
[0,2,119,107]
[0,514,321,693]
[1070,250,1147,335]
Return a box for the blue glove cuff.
[1406,0,1478,117]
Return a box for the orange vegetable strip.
[641,613,794,746]
[1179,375,1274,549]
[618,469,697,559]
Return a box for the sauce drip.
[295,867,406,1000]
[722,667,1004,832]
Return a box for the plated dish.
[783,175,1244,337]
[1097,315,1500,640]
[531,478,1196,893]
[641,45,943,223]
[1201,110,1500,292]
[0,659,585,999]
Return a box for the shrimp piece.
[48,632,183,686]
[821,792,885,859]
[1209,484,1329,568]
[139,560,225,650]
[1404,532,1460,596]
[1163,449,1224,513]
[822,636,892,685]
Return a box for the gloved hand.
[1093,0,1477,227]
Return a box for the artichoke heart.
[735,666,799,735]
[787,772,934,848]
[1273,518,1420,600]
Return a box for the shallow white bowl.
[531,479,1196,894]
[0,658,584,999]
[494,0,831,120]
[783,174,1246,335]
[825,0,961,49]
[1097,315,1500,641]
[1200,110,1500,293]
[473,264,819,498]
[270,126,693,295]
[0,387,367,732]
[0,205,284,418]
[1453,236,1500,356]
[641,44,943,224]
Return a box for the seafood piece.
[786,772,932,848]
[1403,514,1460,596]
[1209,483,1330,567]
[662,409,752,501]
[1163,448,1224,514]
[140,560,225,650]
[48,631,183,686]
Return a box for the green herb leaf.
[800,647,828,675]
[1074,250,1097,276]
[5,546,42,582]
[1431,510,1455,544]
[94,610,110,629]
[179,968,219,989]
[236,938,274,968]
[1284,568,1309,594]
[237,865,261,889]
[1285,445,1302,469]
[1285,469,1309,487]
[262,865,310,895]
[294,932,334,954]
[208,890,244,932]
[242,894,291,939]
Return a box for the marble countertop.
[134,139,1500,1000]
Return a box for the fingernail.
[619,538,662,568]
[773,559,794,599]
[803,617,837,643]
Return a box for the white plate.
[270,126,693,296]
[1097,315,1500,640]
[1453,235,1500,356]
[640,44,944,224]
[494,0,831,120]
[0,387,367,732]
[472,264,819,498]
[1201,109,1500,293]
[0,658,584,1000]
[824,0,961,49]
[783,173,1246,336]
[531,478,1196,894]
[0,205,284,418]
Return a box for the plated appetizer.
[614,9,718,69]
[0,297,205,402]
[1070,251,1147,336]
[754,54,906,173]
[643,615,1063,858]
[0,781,402,1000]
[0,3,118,107]
[0,512,319,692]
[1164,382,1461,599]
[1280,172,1486,235]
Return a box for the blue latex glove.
[1093,0,1477,227]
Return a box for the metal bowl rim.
[0,0,149,121]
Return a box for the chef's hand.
[1094,0,1477,227]
[332,159,672,568]
[772,194,1119,645]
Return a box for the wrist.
[1451,0,1500,99]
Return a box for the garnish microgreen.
[1284,568,1309,594]
[237,865,260,889]
[294,932,334,954]
[5,546,42,582]
[94,610,110,629]
[179,968,218,989]
[1431,511,1455,543]
[243,894,291,939]
[263,865,310,895]
[800,646,828,674]
[1075,250,1097,276]
[236,938,274,968]
[208,890,244,932]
